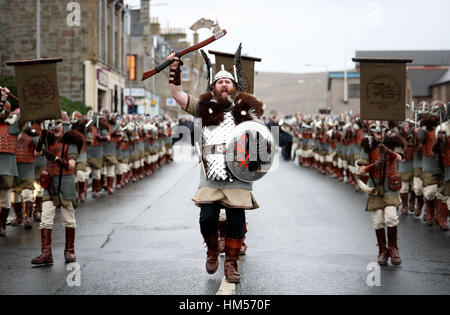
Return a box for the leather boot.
[400,193,409,215]
[338,168,345,181]
[437,199,450,231]
[92,179,101,198]
[414,195,424,217]
[9,202,23,226]
[116,175,122,189]
[387,226,401,266]
[34,196,42,222]
[101,175,108,191]
[77,181,86,202]
[107,177,114,195]
[31,229,53,265]
[132,168,138,182]
[425,199,436,226]
[0,208,10,237]
[408,191,416,213]
[240,223,248,256]
[224,239,242,283]
[64,228,76,263]
[218,220,226,254]
[24,201,33,230]
[203,233,219,274]
[375,229,389,266]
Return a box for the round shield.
[225,120,276,182]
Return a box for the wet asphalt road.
[1,143,450,295]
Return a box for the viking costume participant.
[70,112,89,202]
[114,115,129,189]
[349,115,365,191]
[10,116,39,229]
[357,121,405,266]
[167,45,268,283]
[137,123,147,178]
[129,119,142,181]
[31,112,83,265]
[100,109,119,194]
[0,87,20,237]
[418,102,444,226]
[398,120,416,215]
[86,110,108,198]
[412,102,428,217]
[434,103,450,231]
[32,122,46,221]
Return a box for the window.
[182,65,190,81]
[349,84,360,98]
[127,55,137,81]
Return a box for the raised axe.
[141,18,226,81]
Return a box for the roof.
[328,71,360,79]
[407,69,448,97]
[355,51,450,66]
[432,69,450,86]
[208,50,262,62]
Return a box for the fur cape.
[360,134,405,154]
[420,115,439,131]
[62,129,85,155]
[197,92,264,127]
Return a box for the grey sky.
[125,0,450,73]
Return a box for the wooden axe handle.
[141,30,227,81]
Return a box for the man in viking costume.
[418,101,445,226]
[434,102,450,231]
[0,87,20,237]
[357,121,405,266]
[167,45,267,283]
[70,111,89,203]
[9,114,39,229]
[31,112,83,266]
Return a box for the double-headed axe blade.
[189,18,215,32]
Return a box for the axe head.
[189,18,225,39]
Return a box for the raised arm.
[167,52,189,111]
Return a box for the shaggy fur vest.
[196,92,264,127]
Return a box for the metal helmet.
[225,121,276,182]
[87,110,95,120]
[71,111,82,124]
[368,120,388,134]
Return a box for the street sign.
[125,95,136,106]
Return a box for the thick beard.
[212,85,236,100]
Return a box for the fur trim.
[231,93,264,125]
[384,134,405,150]
[98,119,110,131]
[197,92,226,127]
[197,92,265,127]
[420,115,439,131]
[63,130,85,154]
[71,120,87,135]
[360,136,379,153]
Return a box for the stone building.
[0,0,129,112]
[431,70,450,103]
[127,1,206,118]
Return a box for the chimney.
[151,17,160,36]
[140,0,152,55]
[193,32,199,45]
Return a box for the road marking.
[216,277,235,295]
